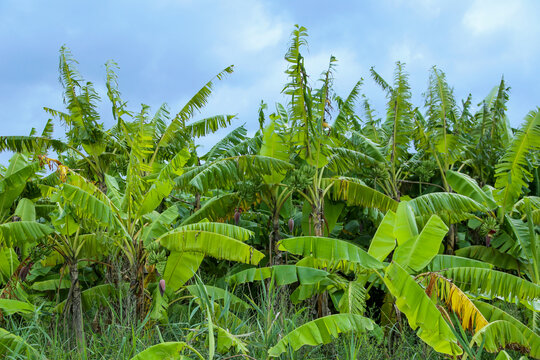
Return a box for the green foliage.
[268,314,374,357]
[384,262,462,356]
[0,24,538,360]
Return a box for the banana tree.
[239,194,539,358]
[0,154,56,297]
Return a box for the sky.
[1,0,539,163]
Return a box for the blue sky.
[1,0,539,161]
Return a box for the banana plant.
[257,196,539,357]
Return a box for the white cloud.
[463,0,532,35]
[213,1,292,56]
[385,0,441,17]
[389,42,425,65]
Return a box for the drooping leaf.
[447,170,498,209]
[495,109,540,215]
[455,246,520,271]
[324,177,398,212]
[268,314,374,357]
[441,267,540,311]
[0,248,19,283]
[0,299,36,316]
[0,221,53,247]
[158,230,264,265]
[301,200,344,237]
[227,265,329,286]
[54,283,125,313]
[216,325,249,355]
[428,254,492,271]
[129,342,192,360]
[278,236,383,272]
[475,300,540,359]
[472,320,530,355]
[422,273,488,334]
[383,262,462,355]
[393,215,448,272]
[0,328,40,359]
[141,206,180,246]
[31,278,71,291]
[408,192,488,224]
[175,222,253,242]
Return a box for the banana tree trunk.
[312,195,330,317]
[67,261,84,349]
[446,223,456,255]
[270,210,280,265]
[129,244,146,319]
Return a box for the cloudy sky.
[1,0,539,160]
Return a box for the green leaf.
[472,320,530,354]
[383,262,462,355]
[175,222,253,242]
[407,192,488,224]
[0,299,36,316]
[14,198,35,221]
[441,267,540,311]
[156,65,234,151]
[31,278,71,291]
[137,148,190,217]
[368,210,396,261]
[428,254,492,271]
[259,119,289,184]
[447,170,498,209]
[158,230,264,265]
[278,236,384,271]
[183,155,292,192]
[495,109,540,214]
[141,206,180,246]
[0,248,19,283]
[62,184,121,231]
[227,265,329,286]
[475,300,539,359]
[0,159,40,215]
[75,233,113,260]
[301,200,344,237]
[494,351,513,360]
[163,251,204,291]
[216,326,248,355]
[180,193,243,225]
[54,284,125,313]
[0,327,40,358]
[324,177,398,212]
[129,342,192,360]
[0,221,53,247]
[455,246,520,271]
[336,279,367,315]
[393,215,448,272]
[268,314,374,357]
[394,202,418,246]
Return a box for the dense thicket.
[0,26,538,359]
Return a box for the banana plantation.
[0,25,539,359]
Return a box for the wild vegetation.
[0,25,538,359]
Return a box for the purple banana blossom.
[159,279,166,296]
[234,208,241,225]
[288,218,294,233]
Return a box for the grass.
[0,281,522,359]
